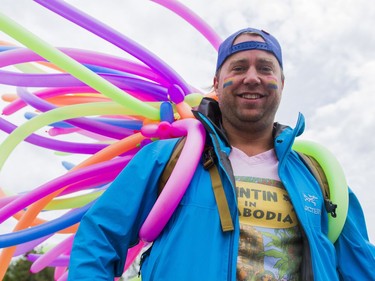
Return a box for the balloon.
[139,118,206,242]
[0,46,16,51]
[30,235,74,272]
[55,266,69,281]
[292,140,348,243]
[159,102,174,123]
[27,253,70,268]
[14,235,52,257]
[151,0,222,50]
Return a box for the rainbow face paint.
[223,78,233,88]
[266,77,278,90]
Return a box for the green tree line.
[4,250,54,281]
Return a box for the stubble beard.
[221,103,278,136]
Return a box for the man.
[68,28,375,280]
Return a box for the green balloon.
[293,139,349,243]
[44,190,104,211]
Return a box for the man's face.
[214,33,284,132]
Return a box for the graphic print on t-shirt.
[236,176,297,228]
[236,176,302,281]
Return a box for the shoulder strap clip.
[202,146,216,170]
[325,199,337,218]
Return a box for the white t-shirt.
[229,147,302,281]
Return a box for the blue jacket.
[68,98,375,280]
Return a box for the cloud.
[303,60,375,237]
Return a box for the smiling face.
[214,33,284,135]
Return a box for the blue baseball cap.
[216,28,283,72]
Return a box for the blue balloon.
[0,202,94,248]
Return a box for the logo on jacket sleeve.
[303,193,321,215]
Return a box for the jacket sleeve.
[335,188,375,280]
[67,140,175,280]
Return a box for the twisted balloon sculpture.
[0,1,219,279]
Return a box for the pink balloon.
[139,118,206,242]
[152,0,222,50]
[55,266,69,281]
[30,235,74,273]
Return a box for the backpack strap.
[158,137,186,195]
[202,146,234,232]
[159,137,234,232]
[296,151,338,218]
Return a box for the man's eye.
[233,66,245,72]
[259,66,273,73]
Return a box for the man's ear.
[213,76,219,91]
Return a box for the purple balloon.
[14,235,52,257]
[27,253,69,267]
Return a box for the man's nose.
[243,67,260,86]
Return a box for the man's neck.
[224,123,274,157]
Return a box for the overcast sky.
[0,0,374,244]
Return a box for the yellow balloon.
[184,93,203,107]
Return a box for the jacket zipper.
[227,230,235,280]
